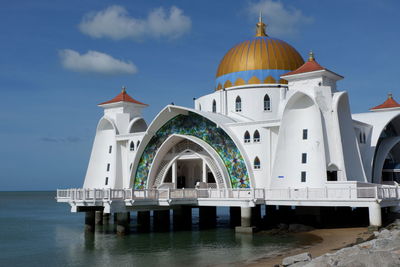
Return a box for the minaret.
[98,87,148,134]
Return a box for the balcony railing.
[56,186,400,203]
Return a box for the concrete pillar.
[84,211,95,233]
[137,211,150,232]
[230,207,241,227]
[95,211,103,225]
[102,213,110,225]
[173,206,192,230]
[202,161,207,183]
[277,205,294,224]
[199,206,217,229]
[172,161,177,187]
[265,205,278,227]
[235,207,256,233]
[369,203,382,227]
[241,207,251,227]
[153,210,170,231]
[251,205,262,227]
[116,212,130,235]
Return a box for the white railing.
[57,186,400,204]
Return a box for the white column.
[172,161,177,188]
[202,161,207,183]
[368,202,382,227]
[241,207,252,227]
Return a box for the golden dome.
[215,16,304,90]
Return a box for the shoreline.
[244,227,371,267]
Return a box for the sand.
[244,227,371,267]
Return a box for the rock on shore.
[282,220,400,267]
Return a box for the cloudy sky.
[1,0,400,190]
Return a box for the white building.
[58,17,400,229]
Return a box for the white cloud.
[59,49,137,75]
[247,0,313,37]
[79,5,191,41]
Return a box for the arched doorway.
[327,164,339,181]
[149,138,225,189]
[381,143,400,184]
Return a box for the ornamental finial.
[388,92,393,99]
[122,86,126,93]
[255,12,268,37]
[308,51,315,61]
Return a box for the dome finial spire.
[308,50,315,61]
[255,12,268,37]
[388,92,393,99]
[122,86,126,93]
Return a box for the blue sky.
[1,0,399,190]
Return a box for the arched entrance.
[148,138,226,189]
[381,142,400,184]
[132,112,251,189]
[327,164,339,181]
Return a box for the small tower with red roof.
[281,51,343,93]
[370,93,400,112]
[98,87,148,134]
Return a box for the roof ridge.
[99,90,148,106]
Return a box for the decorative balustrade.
[56,186,400,203]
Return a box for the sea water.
[0,192,297,267]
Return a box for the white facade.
[82,67,400,192]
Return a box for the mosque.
[58,16,400,233]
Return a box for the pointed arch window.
[363,133,366,143]
[235,96,242,112]
[254,157,261,169]
[212,100,217,113]
[244,131,250,143]
[137,140,140,148]
[199,104,202,111]
[130,141,135,151]
[264,94,271,111]
[253,130,260,143]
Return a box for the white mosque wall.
[271,92,328,188]
[353,111,400,182]
[228,123,272,188]
[333,92,367,182]
[83,118,117,189]
[195,85,284,122]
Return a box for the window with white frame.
[235,96,242,112]
[254,157,261,169]
[130,141,135,151]
[264,94,271,111]
[253,130,260,143]
[212,100,217,113]
[244,131,250,143]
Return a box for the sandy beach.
[245,227,371,267]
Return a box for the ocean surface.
[0,191,298,267]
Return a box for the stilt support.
[116,212,130,235]
[173,206,192,230]
[95,211,103,225]
[369,203,382,227]
[84,211,95,233]
[102,213,110,225]
[137,211,150,232]
[153,210,170,231]
[230,207,241,227]
[235,207,256,233]
[199,206,217,229]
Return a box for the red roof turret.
[281,52,343,79]
[370,93,400,111]
[99,87,148,106]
